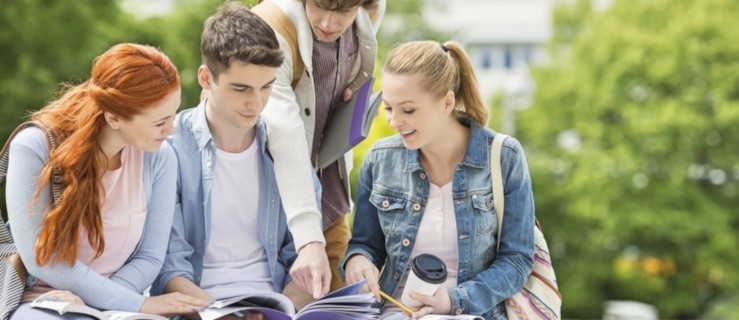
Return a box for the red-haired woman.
[6,43,208,319]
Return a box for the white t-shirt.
[200,142,273,299]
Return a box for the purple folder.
[317,77,382,169]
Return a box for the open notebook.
[30,300,166,320]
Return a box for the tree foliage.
[0,0,137,138]
[515,0,739,318]
[0,0,142,219]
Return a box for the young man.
[257,0,386,295]
[151,2,316,316]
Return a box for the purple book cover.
[257,308,357,320]
[348,77,374,146]
[317,77,382,169]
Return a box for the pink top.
[22,146,146,301]
[394,182,459,300]
[77,145,147,277]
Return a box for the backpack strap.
[0,121,61,320]
[252,0,303,89]
[364,2,380,24]
[490,133,508,251]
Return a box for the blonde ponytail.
[384,40,489,126]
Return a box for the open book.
[199,280,378,320]
[317,77,383,169]
[30,300,166,320]
[383,313,483,320]
[418,315,484,320]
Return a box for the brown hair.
[201,1,284,80]
[383,40,489,126]
[32,43,180,266]
[302,0,378,12]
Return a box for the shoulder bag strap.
[1,121,60,320]
[252,0,304,89]
[0,121,62,205]
[491,133,508,252]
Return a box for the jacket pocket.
[369,191,407,236]
[471,192,497,265]
[471,191,497,235]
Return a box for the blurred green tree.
[0,0,144,219]
[0,0,139,137]
[515,0,739,318]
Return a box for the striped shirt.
[311,23,358,228]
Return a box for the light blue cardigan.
[6,127,177,312]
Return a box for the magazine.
[30,300,167,320]
[200,280,378,320]
[317,77,383,169]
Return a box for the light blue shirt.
[152,101,319,296]
[7,127,177,312]
[341,120,536,320]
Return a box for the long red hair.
[31,43,180,266]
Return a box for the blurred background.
[1,0,737,318]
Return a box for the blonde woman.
[342,41,536,319]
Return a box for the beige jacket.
[261,0,385,249]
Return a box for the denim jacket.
[340,120,535,319]
[152,102,317,295]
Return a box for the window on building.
[481,47,492,69]
[504,46,513,69]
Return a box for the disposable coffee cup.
[401,254,448,309]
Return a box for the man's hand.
[342,87,353,102]
[289,242,331,299]
[283,281,315,311]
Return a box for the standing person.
[256,0,386,297]
[6,43,208,319]
[341,40,536,320]
[151,2,318,318]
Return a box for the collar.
[403,119,490,172]
[189,99,269,155]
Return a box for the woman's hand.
[344,254,381,302]
[408,287,453,319]
[35,290,85,305]
[140,292,209,317]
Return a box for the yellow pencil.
[378,290,415,315]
